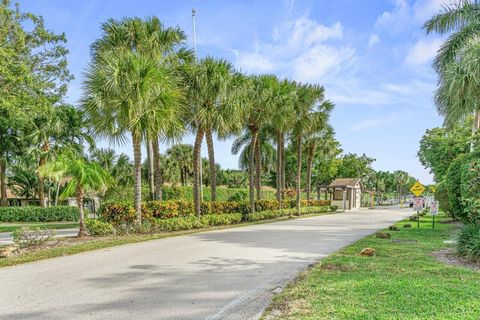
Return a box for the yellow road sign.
[410,181,425,197]
[429,185,437,193]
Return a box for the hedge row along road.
[0,206,411,320]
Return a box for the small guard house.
[328,178,362,211]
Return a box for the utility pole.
[192,8,203,201]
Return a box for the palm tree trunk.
[249,127,258,213]
[132,132,142,224]
[76,184,86,237]
[54,180,61,206]
[146,139,155,201]
[280,133,286,191]
[152,137,163,201]
[193,128,204,216]
[0,158,7,207]
[296,136,302,215]
[205,128,217,202]
[38,156,46,207]
[306,145,316,201]
[470,111,480,152]
[254,133,262,200]
[275,131,282,208]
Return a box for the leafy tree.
[336,153,376,185]
[39,151,111,236]
[418,121,472,181]
[0,0,71,206]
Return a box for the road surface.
[0,228,79,246]
[0,206,411,320]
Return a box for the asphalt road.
[0,206,411,320]
[0,228,79,246]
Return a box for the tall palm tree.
[39,151,110,237]
[90,17,191,202]
[303,125,334,201]
[82,21,183,224]
[185,57,239,215]
[424,0,480,149]
[91,148,117,173]
[240,75,278,212]
[291,83,333,214]
[268,79,296,206]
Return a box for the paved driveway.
[0,206,411,320]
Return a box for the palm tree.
[268,79,296,206]
[82,20,183,224]
[424,0,480,149]
[231,127,276,199]
[303,125,334,201]
[184,57,239,215]
[39,151,110,237]
[291,83,333,214]
[91,148,117,173]
[166,144,193,186]
[90,17,191,202]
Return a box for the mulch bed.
[432,248,480,272]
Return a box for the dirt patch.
[432,248,480,272]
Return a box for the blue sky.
[22,0,447,183]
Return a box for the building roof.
[329,178,361,188]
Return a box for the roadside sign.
[410,181,425,197]
[413,197,423,211]
[430,201,439,216]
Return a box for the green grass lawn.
[0,222,79,233]
[264,214,480,320]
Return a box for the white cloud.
[404,38,442,65]
[375,0,409,31]
[234,51,275,72]
[350,114,400,132]
[413,0,448,23]
[368,34,380,47]
[233,16,354,82]
[383,80,434,95]
[375,0,448,32]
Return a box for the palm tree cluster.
[424,0,480,150]
[81,17,335,220]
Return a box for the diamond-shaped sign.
[410,181,425,197]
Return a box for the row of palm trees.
[81,17,334,223]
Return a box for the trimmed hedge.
[0,206,79,222]
[246,206,335,222]
[100,199,332,225]
[153,213,243,232]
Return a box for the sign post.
[410,181,426,228]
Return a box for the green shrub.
[0,206,79,222]
[85,219,115,236]
[99,202,137,226]
[12,227,55,248]
[152,213,242,232]
[228,190,248,202]
[246,205,335,222]
[457,223,480,261]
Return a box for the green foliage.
[228,190,248,202]
[418,124,470,181]
[0,206,79,222]
[434,181,452,214]
[246,205,335,222]
[457,223,480,261]
[85,219,116,236]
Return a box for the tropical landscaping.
[0,0,418,245]
[1,0,480,318]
